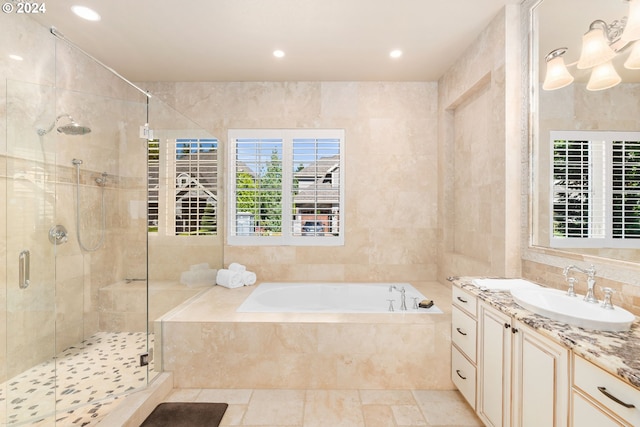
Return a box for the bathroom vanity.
[450,277,640,427]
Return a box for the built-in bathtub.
[158,281,454,390]
[237,282,442,313]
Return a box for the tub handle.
[19,249,30,289]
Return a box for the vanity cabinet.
[476,301,569,427]
[451,287,478,409]
[572,354,640,427]
[477,302,513,426]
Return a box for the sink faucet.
[563,264,598,304]
[389,285,407,311]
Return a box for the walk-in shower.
[3,14,222,425]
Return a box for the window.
[148,137,218,236]
[228,129,344,245]
[551,131,640,248]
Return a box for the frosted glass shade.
[586,61,622,91]
[624,40,640,69]
[543,56,574,90]
[577,28,616,69]
[622,0,640,42]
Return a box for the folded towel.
[190,263,210,271]
[216,269,244,289]
[228,262,246,272]
[242,271,257,286]
[180,269,217,288]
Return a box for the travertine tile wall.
[140,81,439,283]
[437,5,522,281]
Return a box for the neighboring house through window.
[551,130,640,248]
[148,137,218,236]
[228,129,344,245]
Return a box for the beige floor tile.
[360,389,417,405]
[197,388,253,404]
[219,404,248,426]
[412,391,482,426]
[304,390,365,427]
[165,388,202,402]
[392,405,427,426]
[242,389,305,426]
[362,405,396,427]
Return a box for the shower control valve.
[48,224,68,245]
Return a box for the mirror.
[531,0,640,262]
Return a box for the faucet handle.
[566,277,577,297]
[601,287,614,310]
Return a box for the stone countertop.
[451,276,640,390]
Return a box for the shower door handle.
[19,249,30,289]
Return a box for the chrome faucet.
[563,264,598,304]
[389,285,407,311]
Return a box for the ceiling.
[29,0,516,82]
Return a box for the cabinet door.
[478,302,512,427]
[512,321,569,427]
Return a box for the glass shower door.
[4,79,58,425]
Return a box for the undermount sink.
[510,288,636,332]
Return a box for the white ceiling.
[29,0,516,82]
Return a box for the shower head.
[57,122,91,135]
[37,114,91,136]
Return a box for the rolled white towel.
[216,269,244,289]
[228,262,246,272]
[242,271,257,286]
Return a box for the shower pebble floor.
[0,331,152,426]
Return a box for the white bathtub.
[236,282,442,314]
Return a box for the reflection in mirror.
[532,0,640,262]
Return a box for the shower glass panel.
[145,96,223,373]
[4,80,58,424]
[3,60,149,425]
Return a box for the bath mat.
[140,402,228,427]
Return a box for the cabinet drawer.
[572,390,626,427]
[452,345,476,409]
[574,355,640,426]
[452,286,477,317]
[452,306,477,363]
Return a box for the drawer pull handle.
[597,386,636,409]
[456,296,468,304]
[456,327,467,336]
[456,370,467,380]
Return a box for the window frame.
[227,128,345,246]
[148,136,219,237]
[549,130,640,249]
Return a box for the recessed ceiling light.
[273,50,285,58]
[71,5,101,21]
[9,54,23,61]
[390,49,403,59]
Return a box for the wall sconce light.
[543,0,640,91]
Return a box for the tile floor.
[0,332,153,426]
[163,388,484,427]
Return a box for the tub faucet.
[390,285,407,311]
[563,264,598,304]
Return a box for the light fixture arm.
[588,18,628,47]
